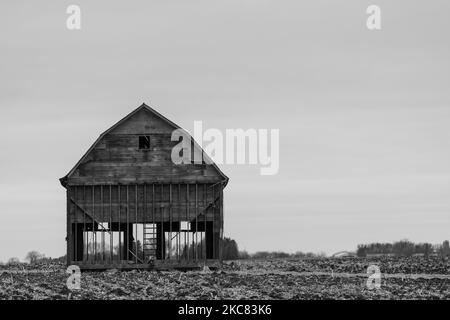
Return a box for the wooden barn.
[60,103,228,270]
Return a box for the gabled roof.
[60,103,229,187]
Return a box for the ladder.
[143,223,157,261]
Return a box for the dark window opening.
[138,135,150,150]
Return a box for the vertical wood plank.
[161,183,164,260]
[83,185,87,262]
[143,184,146,261]
[178,183,181,261]
[169,183,172,260]
[186,183,189,261]
[187,184,190,261]
[92,185,95,263]
[219,184,224,262]
[74,186,77,262]
[135,184,138,264]
[195,183,198,261]
[118,185,121,261]
[66,187,72,265]
[212,184,215,260]
[109,184,112,263]
[204,183,207,262]
[126,185,129,261]
[101,185,105,263]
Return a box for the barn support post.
[169,183,172,260]
[118,185,121,261]
[74,186,78,262]
[143,184,146,260]
[135,184,138,264]
[83,185,87,262]
[152,183,155,260]
[101,185,105,263]
[126,185,129,261]
[66,188,72,265]
[204,183,207,262]
[109,185,112,263]
[186,183,190,261]
[75,224,84,261]
[195,183,198,261]
[178,183,181,261]
[219,184,224,262]
[156,221,165,260]
[92,185,95,263]
[212,184,215,260]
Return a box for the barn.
[60,103,228,270]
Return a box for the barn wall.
[66,183,224,265]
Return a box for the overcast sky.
[0,1,449,261]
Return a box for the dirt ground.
[0,257,449,300]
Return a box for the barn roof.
[59,103,229,187]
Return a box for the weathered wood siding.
[66,108,222,185]
[68,183,221,223]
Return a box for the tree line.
[221,237,326,260]
[356,239,450,257]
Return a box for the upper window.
[138,135,150,150]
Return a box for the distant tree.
[7,257,20,265]
[221,237,239,260]
[393,239,415,256]
[442,240,450,258]
[423,243,431,258]
[270,251,291,259]
[253,251,270,259]
[238,250,251,259]
[25,251,45,264]
[293,251,306,258]
[356,244,367,257]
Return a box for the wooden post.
[219,184,224,262]
[101,185,105,263]
[204,183,207,262]
[83,185,87,262]
[152,183,155,260]
[212,184,215,260]
[126,185,129,261]
[92,185,95,263]
[178,183,181,261]
[135,184,138,264]
[74,186,77,262]
[186,183,189,261]
[66,188,72,265]
[143,184,146,261]
[109,185,112,263]
[161,183,164,260]
[169,183,172,260]
[118,185,121,261]
[195,183,198,261]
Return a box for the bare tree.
[25,251,45,264]
[7,257,20,265]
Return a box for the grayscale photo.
[0,0,449,306]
